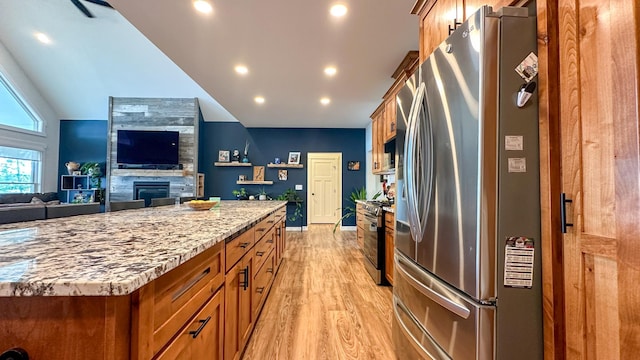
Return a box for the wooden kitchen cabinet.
[412,0,513,62]
[131,241,225,359]
[155,287,224,360]
[384,211,395,285]
[371,104,385,174]
[224,252,254,360]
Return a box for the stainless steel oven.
[362,202,386,285]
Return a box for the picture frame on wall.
[253,166,265,181]
[288,151,301,165]
[218,150,230,162]
[347,161,360,171]
[278,169,288,181]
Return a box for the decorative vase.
[65,161,80,175]
[242,155,250,163]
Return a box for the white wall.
[0,41,60,192]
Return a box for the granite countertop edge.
[0,201,286,297]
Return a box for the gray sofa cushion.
[0,192,58,205]
[46,203,100,219]
[0,204,46,224]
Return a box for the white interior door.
[307,153,342,224]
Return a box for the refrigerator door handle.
[395,253,471,319]
[394,297,453,360]
[405,82,427,243]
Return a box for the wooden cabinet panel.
[252,249,276,318]
[254,228,275,273]
[226,228,255,273]
[275,220,286,267]
[254,214,275,242]
[150,241,224,355]
[419,0,462,62]
[371,104,385,174]
[556,0,640,358]
[224,254,254,360]
[155,287,224,360]
[384,212,395,285]
[383,95,397,143]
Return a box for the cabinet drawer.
[226,228,255,273]
[254,214,276,242]
[252,249,275,318]
[146,241,225,356]
[274,206,286,223]
[155,287,225,360]
[254,228,275,273]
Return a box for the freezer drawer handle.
[394,297,452,360]
[395,254,470,319]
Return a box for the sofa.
[0,192,100,225]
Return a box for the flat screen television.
[116,130,179,166]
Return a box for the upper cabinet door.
[418,0,462,62]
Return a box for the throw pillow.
[30,197,45,204]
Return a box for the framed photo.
[347,161,360,171]
[238,174,247,181]
[218,150,230,162]
[253,166,265,181]
[288,151,301,165]
[278,169,288,181]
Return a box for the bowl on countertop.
[186,200,217,211]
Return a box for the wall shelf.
[236,180,273,185]
[215,162,252,167]
[266,163,304,168]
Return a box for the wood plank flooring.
[242,225,395,360]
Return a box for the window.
[0,75,41,132]
[0,145,41,193]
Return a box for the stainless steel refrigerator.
[393,6,543,359]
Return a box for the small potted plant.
[257,187,268,201]
[232,188,248,200]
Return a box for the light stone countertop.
[0,200,285,297]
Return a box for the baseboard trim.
[340,226,357,231]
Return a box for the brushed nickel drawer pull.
[189,316,211,339]
[267,239,274,243]
[256,251,265,256]
[267,268,273,274]
[256,287,265,294]
[239,242,251,249]
[172,267,211,301]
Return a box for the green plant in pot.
[333,187,380,233]
[232,187,248,200]
[257,187,268,201]
[80,162,104,203]
[276,188,302,222]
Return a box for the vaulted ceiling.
[0,0,417,128]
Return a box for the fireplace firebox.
[133,181,170,207]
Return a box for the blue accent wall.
[58,119,366,227]
[198,122,365,227]
[58,120,108,201]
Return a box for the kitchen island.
[0,200,287,360]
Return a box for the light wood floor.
[242,225,395,360]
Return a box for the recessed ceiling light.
[254,96,265,104]
[34,32,51,44]
[324,66,337,77]
[193,0,213,14]
[320,97,331,105]
[330,4,348,17]
[235,65,249,75]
